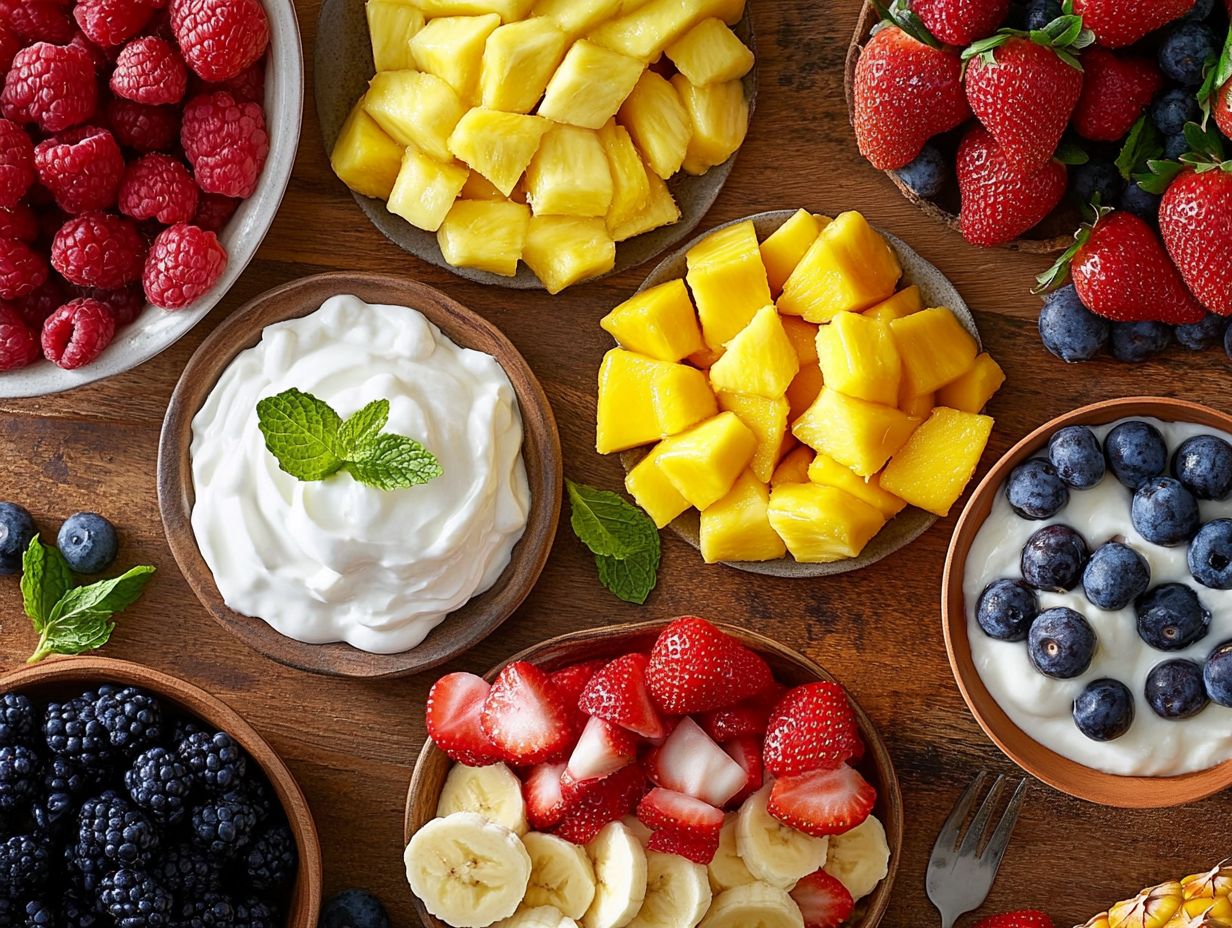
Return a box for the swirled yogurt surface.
[190,294,531,654]
[964,417,1232,777]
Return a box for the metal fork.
[927,771,1030,928]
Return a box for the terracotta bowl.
[620,209,981,578]
[943,396,1232,808]
[405,620,904,928]
[158,272,563,679]
[0,656,322,925]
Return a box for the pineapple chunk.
[367,1,425,71]
[785,365,823,423]
[600,279,704,362]
[880,407,994,517]
[685,220,772,349]
[761,210,825,295]
[410,14,500,103]
[700,471,786,563]
[596,348,717,452]
[815,311,901,407]
[864,285,923,322]
[673,76,748,175]
[666,18,753,85]
[626,443,691,528]
[607,165,680,241]
[599,120,651,230]
[330,101,405,199]
[588,0,714,60]
[807,453,905,519]
[619,71,691,179]
[525,125,613,217]
[899,388,935,419]
[778,211,903,321]
[890,307,979,395]
[533,0,623,36]
[436,199,530,276]
[689,345,724,369]
[780,316,819,366]
[387,148,469,231]
[708,305,799,399]
[936,352,1005,414]
[448,108,550,196]
[771,445,813,486]
[717,391,789,484]
[653,412,757,510]
[405,0,533,21]
[363,70,465,162]
[522,215,615,293]
[480,18,568,114]
[793,387,919,477]
[539,40,645,129]
[767,483,885,563]
[460,170,507,200]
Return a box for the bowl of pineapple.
[317,0,757,293]
[595,209,1005,577]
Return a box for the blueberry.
[1118,182,1162,222]
[1174,313,1228,351]
[976,578,1038,641]
[1205,640,1232,707]
[1028,607,1097,679]
[1005,458,1069,519]
[1131,476,1200,546]
[1226,321,1232,360]
[56,513,117,575]
[1172,434,1232,500]
[1164,132,1191,161]
[1186,0,1215,19]
[1071,161,1123,208]
[0,503,35,576]
[1152,88,1202,136]
[1135,583,1211,651]
[1145,659,1209,719]
[1024,0,1062,29]
[1110,320,1172,363]
[322,891,389,928]
[1083,541,1151,610]
[1073,679,1135,742]
[1189,519,1232,589]
[894,144,947,199]
[1105,420,1168,489]
[1038,285,1109,362]
[1021,524,1089,592]
[1159,23,1218,86]
[1048,426,1105,489]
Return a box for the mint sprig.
[567,479,660,605]
[256,389,443,491]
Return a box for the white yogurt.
[964,417,1232,777]
[189,295,531,655]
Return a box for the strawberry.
[554,763,647,845]
[972,911,1055,928]
[762,682,865,778]
[523,761,568,831]
[1070,0,1195,49]
[1215,80,1232,141]
[646,826,721,865]
[698,683,786,742]
[722,735,765,807]
[1072,48,1162,143]
[767,765,877,838]
[910,0,1009,46]
[480,661,575,766]
[791,871,856,928]
[424,673,503,767]
[636,787,724,838]
[646,616,774,715]
[578,653,667,741]
[645,717,749,808]
[549,658,606,733]
[1159,167,1232,316]
[956,124,1067,247]
[564,716,640,784]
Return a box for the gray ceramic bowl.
[620,209,982,578]
[313,0,757,290]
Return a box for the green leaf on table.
[596,547,661,606]
[20,536,73,633]
[566,479,659,559]
[28,565,156,664]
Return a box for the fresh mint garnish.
[567,479,660,605]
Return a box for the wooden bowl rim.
[0,655,322,926]
[403,619,904,928]
[942,396,1232,808]
[157,271,563,679]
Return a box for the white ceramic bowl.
[0,0,304,399]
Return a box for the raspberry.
[181,91,268,198]
[41,297,115,368]
[34,125,125,214]
[105,97,179,152]
[0,304,40,370]
[192,193,239,233]
[1,42,98,133]
[0,119,35,209]
[51,211,146,288]
[0,204,39,243]
[171,0,269,81]
[0,238,49,299]
[8,1,77,45]
[190,59,265,104]
[111,36,186,105]
[0,22,19,74]
[119,153,198,224]
[68,31,113,71]
[77,285,144,326]
[142,222,225,309]
[19,277,68,328]
[74,0,155,48]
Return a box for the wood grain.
[0,1,1227,925]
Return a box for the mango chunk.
[700,471,786,563]
[367,1,426,71]
[815,311,901,407]
[717,391,789,483]
[525,125,613,217]
[625,443,691,528]
[436,199,530,276]
[607,165,680,242]
[599,119,652,232]
[771,445,813,486]
[708,305,799,399]
[539,40,645,129]
[760,210,825,295]
[596,349,717,453]
[666,18,754,85]
[863,285,923,322]
[387,148,469,232]
[778,211,902,322]
[363,70,465,162]
[890,306,979,396]
[936,352,1005,414]
[672,76,748,176]
[410,14,500,102]
[619,70,691,179]
[653,412,757,510]
[898,388,935,419]
[448,108,550,196]
[766,483,886,563]
[600,279,704,362]
[793,387,919,477]
[880,407,994,517]
[330,102,405,200]
[785,365,823,423]
[686,220,772,349]
[479,17,569,113]
[522,215,615,294]
[807,453,905,519]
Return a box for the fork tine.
[957,774,1007,859]
[934,770,989,853]
[979,778,1028,867]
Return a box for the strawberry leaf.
[1034,218,1099,294]
[1134,159,1186,195]
[1055,140,1089,165]
[872,0,940,48]
[1115,116,1162,180]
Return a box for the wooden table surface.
[1,0,1228,924]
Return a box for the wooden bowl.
[404,620,904,928]
[620,209,981,578]
[157,272,563,679]
[943,396,1232,808]
[0,656,322,925]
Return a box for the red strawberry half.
[565,716,639,785]
[791,870,856,928]
[1159,166,1232,317]
[645,717,748,808]
[549,658,607,734]
[425,673,503,767]
[523,761,568,831]
[647,826,721,866]
[636,787,724,838]
[647,616,774,715]
[698,683,785,742]
[579,652,667,741]
[762,682,864,778]
[768,765,877,838]
[723,735,765,806]
[554,764,648,845]
[1072,48,1162,143]
[480,661,575,766]
[972,911,1056,928]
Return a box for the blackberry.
[224,775,275,824]
[0,834,49,899]
[61,888,99,928]
[125,747,194,825]
[21,900,53,928]
[30,789,76,838]
[0,899,13,928]
[98,869,174,928]
[96,688,163,757]
[242,821,296,891]
[45,754,92,797]
[176,893,234,928]
[0,695,35,749]
[0,746,40,811]
[232,897,278,928]
[191,796,258,858]
[43,698,110,768]
[70,794,160,889]
[171,717,206,743]
[177,732,247,794]
[151,842,221,897]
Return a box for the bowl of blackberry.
[0,656,321,928]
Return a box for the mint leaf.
[344,434,443,490]
[20,536,73,634]
[567,479,658,559]
[256,388,344,481]
[596,547,660,605]
[338,399,390,457]
[29,565,155,664]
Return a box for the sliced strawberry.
[579,653,667,741]
[698,683,785,742]
[647,616,774,715]
[480,661,574,766]
[425,672,503,766]
[636,787,724,839]
[972,910,1056,928]
[645,717,747,808]
[763,682,864,778]
[523,761,568,831]
[565,716,639,784]
[647,826,721,865]
[791,870,856,928]
[722,735,764,808]
[550,658,607,732]
[768,765,876,839]
[554,764,648,845]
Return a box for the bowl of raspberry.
[0,0,303,397]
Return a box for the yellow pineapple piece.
[523,215,615,293]
[460,170,506,200]
[539,40,645,129]
[653,412,757,510]
[864,284,923,322]
[436,199,530,276]
[367,0,425,71]
[898,387,934,419]
[619,71,691,179]
[525,125,613,217]
[405,0,533,18]
[689,345,724,369]
[686,220,772,349]
[600,279,704,362]
[479,18,569,114]
[330,101,405,199]
[778,211,903,321]
[410,14,500,103]
[890,306,979,395]
[879,407,993,517]
[363,71,464,162]
[599,119,651,230]
[781,316,819,366]
[935,352,1005,414]
[1182,865,1232,905]
[771,445,813,486]
[595,348,716,453]
[607,164,680,241]
[814,311,901,407]
[761,210,826,295]
[533,0,622,36]
[386,148,469,231]
[708,305,799,399]
[672,76,748,175]
[700,471,786,563]
[785,365,823,423]
[448,108,550,196]
[793,387,919,477]
[807,453,905,519]
[767,483,885,563]
[625,443,690,528]
[717,391,789,484]
[589,0,706,60]
[1109,883,1185,928]
[666,18,753,85]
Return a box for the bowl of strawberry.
[0,0,302,397]
[404,617,903,928]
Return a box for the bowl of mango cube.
[596,209,1007,576]
[317,0,757,293]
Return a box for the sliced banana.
[583,821,649,928]
[699,882,804,928]
[626,850,712,928]
[493,906,580,928]
[523,832,598,920]
[621,815,652,845]
[709,815,756,894]
[736,783,829,890]
[823,814,890,902]
[404,811,531,928]
[437,762,530,836]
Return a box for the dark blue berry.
[0,746,40,812]
[191,796,258,858]
[1190,519,1232,589]
[1028,607,1096,679]
[1164,132,1191,161]
[895,144,947,199]
[1152,88,1202,136]
[1071,160,1123,208]
[1131,476,1200,546]
[43,753,88,796]
[1038,285,1108,362]
[1110,320,1172,363]
[1136,583,1211,651]
[43,697,110,768]
[1006,458,1069,520]
[1083,541,1151,611]
[1226,321,1232,360]
[1073,679,1135,741]
[0,835,49,899]
[1024,0,1062,29]
[976,578,1038,642]
[60,888,99,928]
[1118,182,1162,222]
[0,504,35,576]
[0,695,35,749]
[98,868,173,928]
[1172,434,1232,500]
[1186,0,1215,19]
[1048,426,1105,489]
[22,900,54,928]
[232,897,279,928]
[1159,23,1218,86]
[56,512,118,575]
[177,731,247,794]
[1021,524,1089,592]
[1174,313,1228,351]
[176,893,233,928]
[1145,659,1209,719]
[151,842,221,897]
[1105,420,1168,489]
[242,821,296,891]
[69,794,159,889]
[124,746,194,826]
[1205,640,1232,707]
[31,788,75,838]
[224,775,276,824]
[96,687,162,756]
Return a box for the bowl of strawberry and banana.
[405,618,898,928]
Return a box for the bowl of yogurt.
[158,272,562,678]
[943,397,1232,808]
